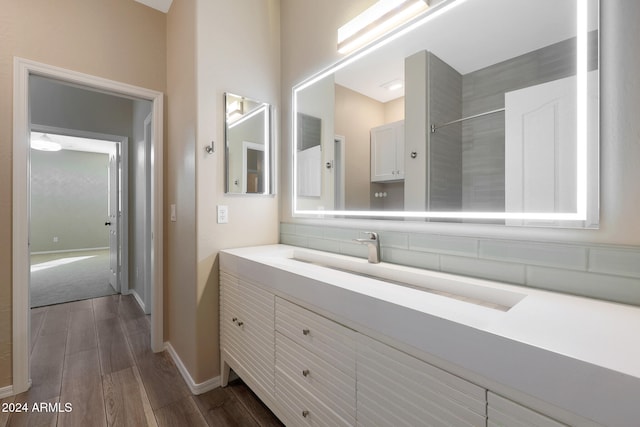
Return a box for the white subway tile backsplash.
[280,223,297,235]
[440,255,526,285]
[295,224,325,238]
[306,237,340,253]
[378,231,409,249]
[382,247,440,270]
[339,241,370,259]
[323,227,361,241]
[280,233,308,247]
[410,234,478,257]
[526,266,640,305]
[279,223,640,306]
[589,248,640,278]
[480,240,587,270]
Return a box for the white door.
[505,72,597,227]
[107,148,120,292]
[371,124,397,182]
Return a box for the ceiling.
[134,0,172,13]
[31,132,117,155]
[334,0,598,103]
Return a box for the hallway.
[0,295,282,427]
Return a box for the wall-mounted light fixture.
[31,133,62,152]
[337,0,429,55]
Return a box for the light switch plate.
[217,205,229,224]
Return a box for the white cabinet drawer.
[488,392,567,427]
[275,297,356,377]
[357,335,486,427]
[276,365,352,427]
[276,332,356,425]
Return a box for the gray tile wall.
[461,31,599,212]
[280,222,640,306]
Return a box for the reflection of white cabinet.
[371,120,404,182]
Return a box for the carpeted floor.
[30,249,117,308]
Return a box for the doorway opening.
[13,58,164,395]
[29,130,125,308]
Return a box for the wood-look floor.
[1,295,283,427]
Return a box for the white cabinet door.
[371,120,404,182]
[357,335,486,427]
[488,392,568,427]
[220,272,275,400]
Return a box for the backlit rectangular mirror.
[293,0,599,227]
[225,93,273,195]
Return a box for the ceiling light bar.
[338,0,429,54]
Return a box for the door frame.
[12,57,164,394]
[31,125,129,294]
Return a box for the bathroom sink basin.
[290,249,526,312]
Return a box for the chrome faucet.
[354,232,381,264]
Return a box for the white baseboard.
[0,385,14,399]
[30,247,109,255]
[130,289,146,313]
[164,342,220,395]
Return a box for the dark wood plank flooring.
[3,295,283,427]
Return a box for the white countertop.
[220,244,640,426]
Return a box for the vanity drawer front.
[276,332,356,425]
[276,365,352,427]
[488,392,567,427]
[221,272,275,392]
[275,297,356,377]
[357,335,486,427]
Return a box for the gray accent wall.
[30,150,109,252]
[461,32,599,212]
[429,53,462,212]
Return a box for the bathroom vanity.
[220,245,640,426]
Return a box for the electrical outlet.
[53,236,59,243]
[217,205,229,224]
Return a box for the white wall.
[30,149,109,252]
[166,0,280,384]
[194,0,280,383]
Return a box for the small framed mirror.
[225,93,273,195]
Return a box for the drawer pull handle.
[302,410,309,418]
[302,369,310,377]
[237,321,244,327]
[232,317,238,323]
[302,328,310,336]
